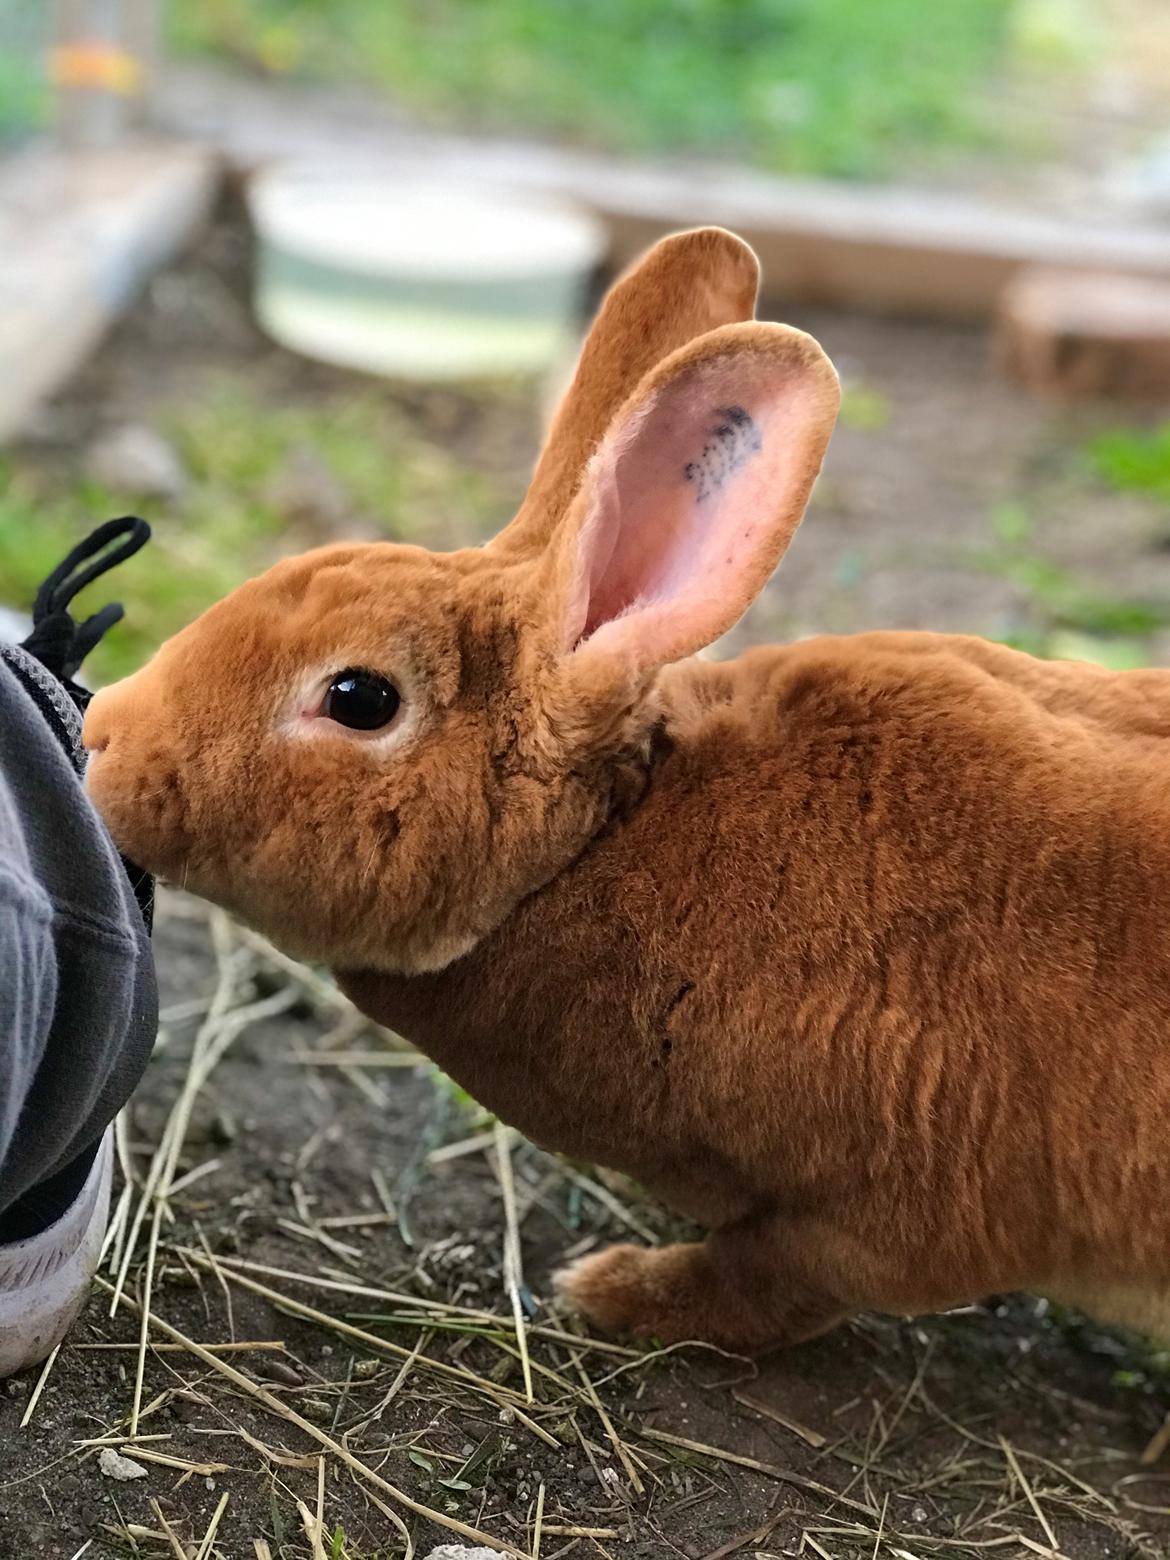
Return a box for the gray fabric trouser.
[0,652,156,1221]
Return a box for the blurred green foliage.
[0,0,49,144]
[169,0,1015,178]
[1088,424,1170,506]
[838,383,891,432]
[977,498,1168,670]
[0,379,507,683]
[0,460,251,684]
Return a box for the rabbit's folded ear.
[551,320,839,678]
[494,227,759,557]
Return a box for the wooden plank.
[996,266,1170,399]
[158,64,1170,320]
[0,140,218,443]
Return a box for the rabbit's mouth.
[85,742,200,892]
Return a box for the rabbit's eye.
[322,669,401,731]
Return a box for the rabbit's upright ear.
[550,320,840,679]
[495,227,759,556]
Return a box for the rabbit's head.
[84,229,840,973]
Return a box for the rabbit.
[83,225,1170,1355]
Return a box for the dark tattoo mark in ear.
[683,405,763,504]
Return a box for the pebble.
[98,1447,148,1481]
[258,1360,304,1388]
[264,446,350,530]
[422,1548,503,1560]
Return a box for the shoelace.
[15,516,155,934]
[21,516,152,703]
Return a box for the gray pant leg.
[0,658,156,1217]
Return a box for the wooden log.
[995,266,1170,400]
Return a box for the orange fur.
[84,228,1170,1353]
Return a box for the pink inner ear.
[576,353,820,669]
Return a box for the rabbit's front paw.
[554,1233,848,1352]
[553,1244,664,1337]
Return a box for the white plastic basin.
[247,163,608,381]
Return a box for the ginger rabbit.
[85,228,1170,1352]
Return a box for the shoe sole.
[0,1128,113,1378]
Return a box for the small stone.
[265,446,350,530]
[98,1447,148,1481]
[210,1109,237,1145]
[299,1398,332,1421]
[352,1358,380,1380]
[161,1265,200,1289]
[258,1360,303,1388]
[422,1548,503,1560]
[86,423,188,499]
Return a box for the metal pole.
[125,0,158,127]
[51,0,154,147]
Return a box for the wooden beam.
[0,141,218,444]
[156,66,1170,321]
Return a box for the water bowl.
[247,162,608,382]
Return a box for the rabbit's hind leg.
[553,1222,846,1354]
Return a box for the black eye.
[322,669,401,731]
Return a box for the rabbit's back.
[342,630,1170,1316]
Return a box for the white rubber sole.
[0,1128,112,1378]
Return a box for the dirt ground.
[3,220,1170,1559]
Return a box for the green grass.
[838,383,891,433]
[169,0,1017,179]
[0,0,50,144]
[1088,423,1170,507]
[977,498,1168,670]
[0,379,509,685]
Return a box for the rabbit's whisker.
[360,839,380,891]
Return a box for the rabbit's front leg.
[553,1222,846,1354]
